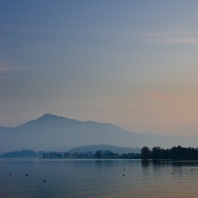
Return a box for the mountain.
[0,113,197,152]
[67,144,140,154]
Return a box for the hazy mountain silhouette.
[0,113,197,152]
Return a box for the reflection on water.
[1,159,198,197]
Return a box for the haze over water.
[1,158,198,198]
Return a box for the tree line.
[43,150,141,159]
[141,145,198,160]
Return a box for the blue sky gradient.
[1,1,198,136]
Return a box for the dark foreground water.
[1,159,198,198]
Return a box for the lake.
[1,158,198,197]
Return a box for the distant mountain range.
[0,113,198,152]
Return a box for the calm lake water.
[1,158,198,198]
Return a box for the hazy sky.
[1,0,198,136]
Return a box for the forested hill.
[2,150,43,158]
[67,144,140,154]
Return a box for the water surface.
[1,159,198,197]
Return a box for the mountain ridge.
[0,113,198,152]
[15,114,119,130]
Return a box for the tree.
[152,146,163,159]
[141,146,150,159]
[95,150,103,158]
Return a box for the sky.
[1,0,198,136]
